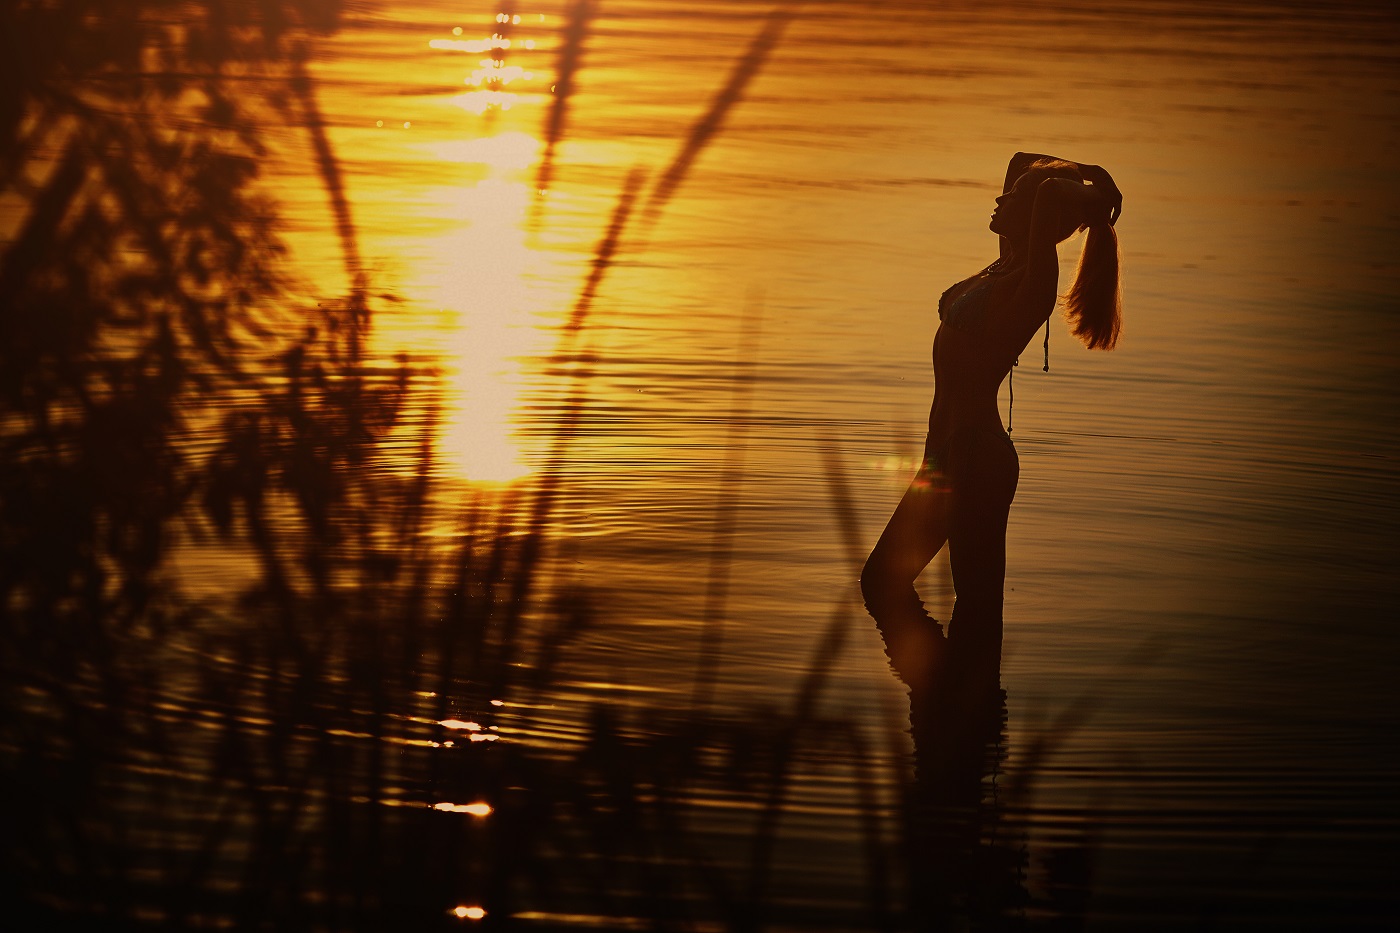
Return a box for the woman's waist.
[926,401,1006,437]
[928,379,1004,415]
[933,323,1016,374]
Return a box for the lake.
[5,0,1399,928]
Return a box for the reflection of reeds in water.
[0,3,1105,930]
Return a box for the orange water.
[254,1,1400,923]
[25,0,1400,926]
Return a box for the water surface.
[7,0,1400,927]
[264,1,1400,925]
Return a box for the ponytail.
[1064,222,1121,350]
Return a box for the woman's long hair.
[1029,159,1122,350]
[1064,222,1121,350]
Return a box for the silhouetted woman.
[861,151,1123,687]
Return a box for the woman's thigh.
[864,466,953,589]
[947,430,1019,603]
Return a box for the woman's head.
[994,158,1122,350]
[990,158,1085,243]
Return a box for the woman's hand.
[1006,153,1122,225]
[1078,163,1122,225]
[1035,176,1113,230]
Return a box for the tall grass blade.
[741,435,864,925]
[290,51,366,303]
[638,6,793,232]
[691,291,763,715]
[504,168,646,652]
[532,0,596,228]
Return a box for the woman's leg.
[861,457,953,684]
[945,430,1019,668]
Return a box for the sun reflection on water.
[415,15,557,483]
[433,11,546,115]
[433,801,493,816]
[429,165,542,484]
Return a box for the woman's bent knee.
[859,557,878,602]
[860,553,911,610]
[860,555,887,607]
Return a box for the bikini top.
[937,267,999,335]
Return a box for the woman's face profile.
[989,171,1041,238]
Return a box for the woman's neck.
[998,234,1030,270]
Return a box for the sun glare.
[387,17,564,485]
[424,131,549,484]
[435,177,536,483]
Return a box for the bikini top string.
[1008,318,1049,434]
[1009,358,1016,432]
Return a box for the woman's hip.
[929,426,1019,497]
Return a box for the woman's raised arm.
[1004,152,1122,224]
[1003,151,1053,193]
[1007,178,1113,328]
